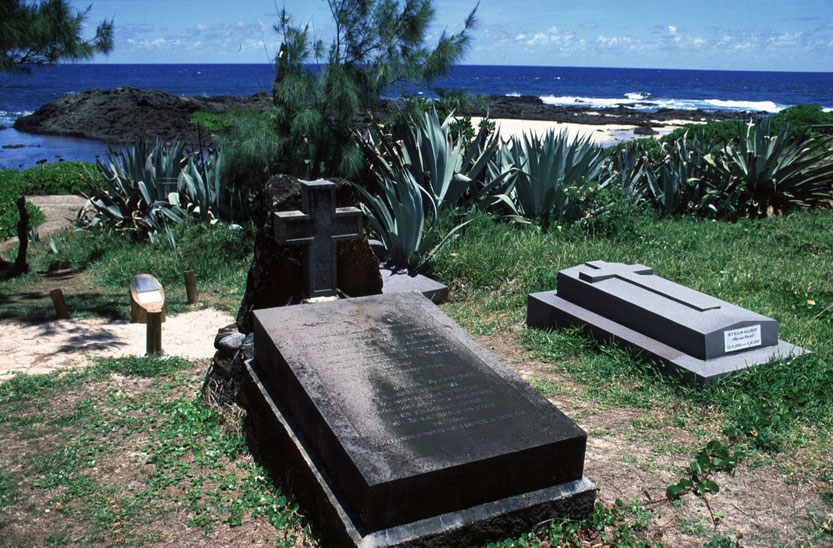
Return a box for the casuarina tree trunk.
[12,196,29,275]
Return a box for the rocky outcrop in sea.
[13,88,762,147]
[13,87,270,147]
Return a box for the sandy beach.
[471,116,685,146]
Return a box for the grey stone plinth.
[526,260,811,384]
[250,292,593,545]
[379,268,449,303]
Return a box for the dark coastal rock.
[234,174,383,334]
[13,86,270,147]
[633,126,658,136]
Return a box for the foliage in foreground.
[0,170,46,240]
[0,194,44,241]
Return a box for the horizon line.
[53,62,833,75]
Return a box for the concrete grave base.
[246,360,596,548]
[528,291,809,385]
[379,268,449,303]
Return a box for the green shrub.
[20,161,104,195]
[0,171,45,239]
[190,111,231,131]
[660,105,833,152]
[0,197,44,240]
[769,104,833,134]
[662,120,750,150]
[560,182,642,236]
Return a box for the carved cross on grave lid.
[273,181,363,299]
[578,260,722,312]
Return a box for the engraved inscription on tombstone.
[528,260,808,384]
[248,292,595,547]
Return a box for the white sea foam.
[537,94,787,113]
[505,92,521,97]
[824,107,833,113]
[541,95,636,108]
[705,99,782,113]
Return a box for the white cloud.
[514,25,580,49]
[769,32,804,48]
[668,25,677,34]
[596,35,639,49]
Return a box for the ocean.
[2,64,832,168]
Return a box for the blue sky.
[75,0,833,71]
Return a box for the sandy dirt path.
[0,308,234,382]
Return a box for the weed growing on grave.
[704,533,743,547]
[645,439,745,524]
[488,498,656,547]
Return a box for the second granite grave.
[528,260,809,384]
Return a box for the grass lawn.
[1,208,832,547]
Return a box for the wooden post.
[146,311,163,355]
[50,288,69,319]
[184,269,198,304]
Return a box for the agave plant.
[456,118,516,211]
[353,166,439,270]
[79,136,243,248]
[706,120,833,218]
[84,136,186,228]
[178,150,252,224]
[495,129,610,225]
[646,132,717,217]
[397,105,468,213]
[606,143,649,201]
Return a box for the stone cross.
[578,260,722,312]
[273,181,363,299]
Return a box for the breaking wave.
[538,94,788,113]
[704,99,782,113]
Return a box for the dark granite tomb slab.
[528,260,808,384]
[251,292,593,546]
